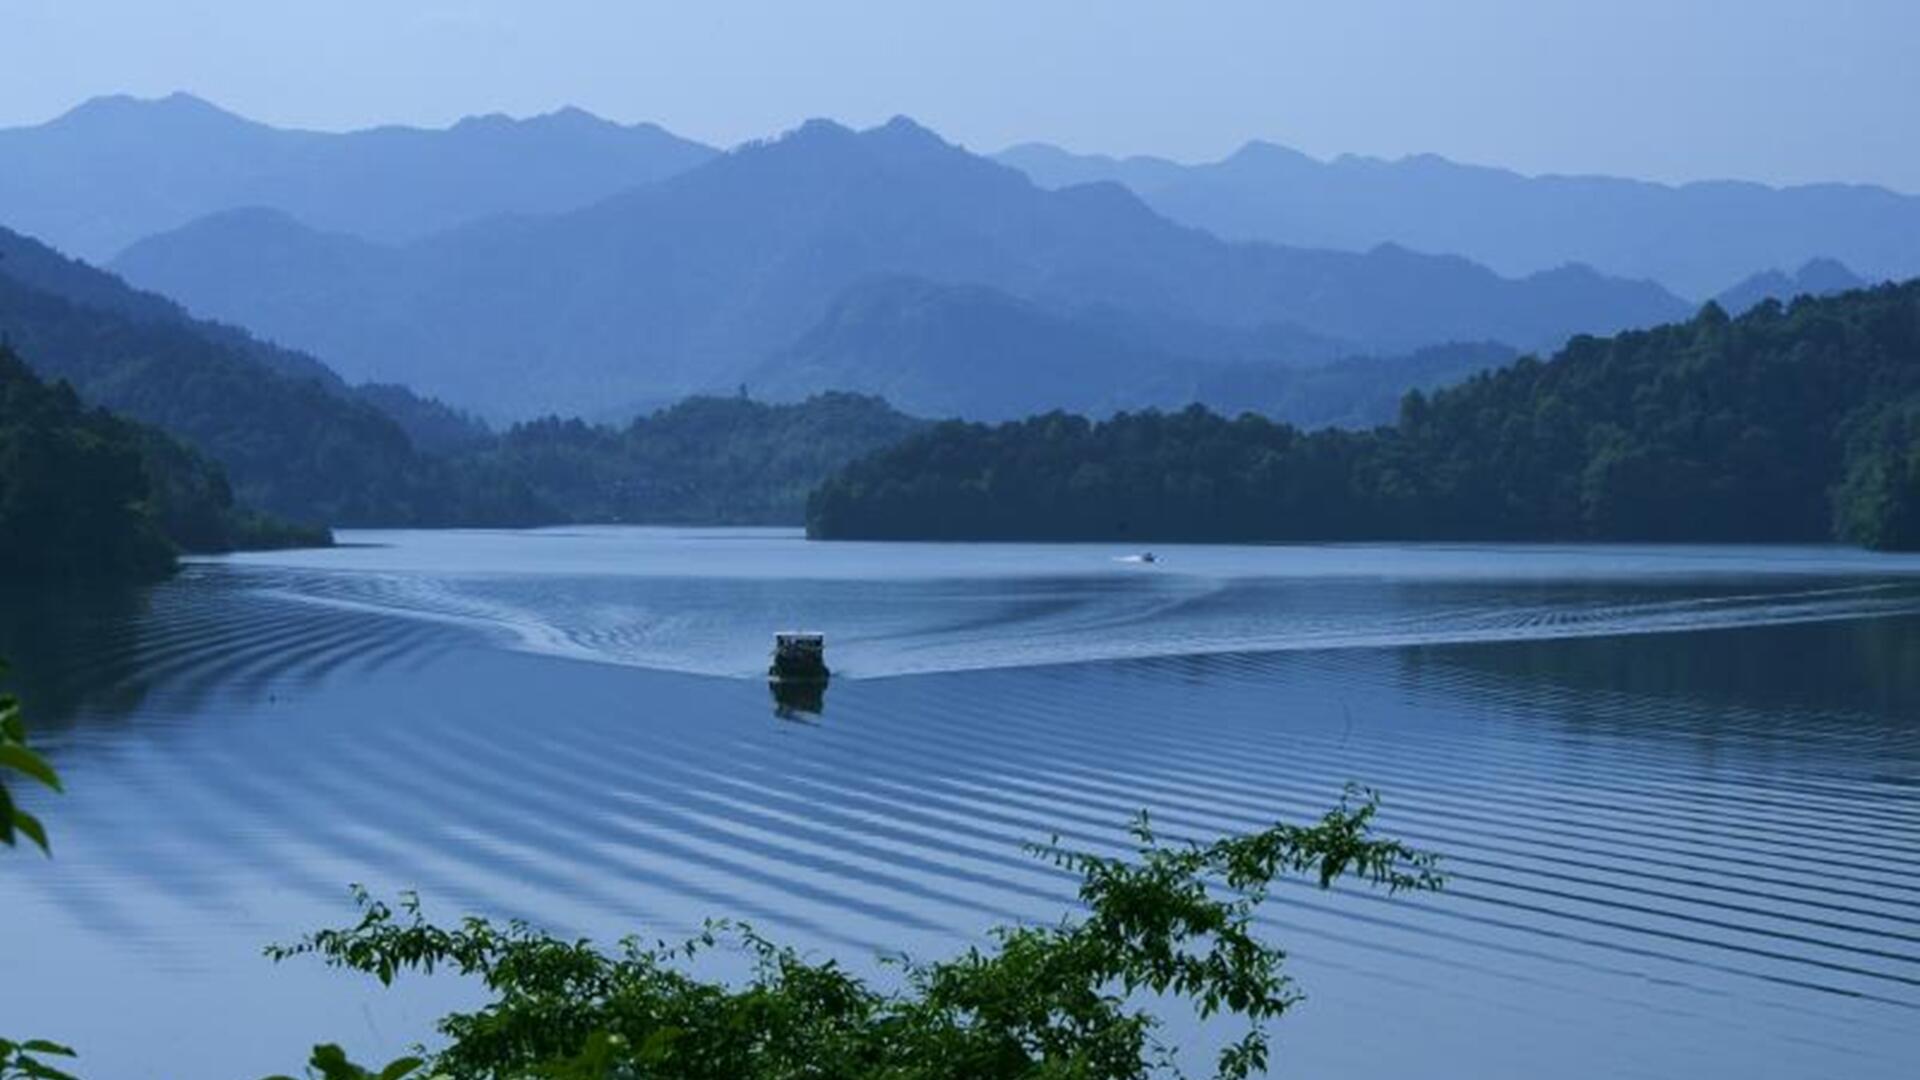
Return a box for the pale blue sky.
[3,0,1917,190]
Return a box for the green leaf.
[0,744,61,792]
[306,1043,367,1080]
[14,1054,81,1080]
[265,796,1440,1080]
[637,1026,686,1062]
[377,1057,424,1080]
[12,809,50,854]
[19,1041,75,1056]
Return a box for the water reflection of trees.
[1405,615,1919,715]
[0,581,154,730]
[1393,612,1920,770]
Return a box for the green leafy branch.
[0,1039,79,1080]
[266,787,1442,1079]
[1,659,76,1079]
[0,659,62,855]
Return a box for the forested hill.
[0,345,326,583]
[808,281,1920,549]
[0,226,545,527]
[460,393,925,524]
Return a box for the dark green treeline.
[808,282,1920,549]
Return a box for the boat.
[769,631,830,683]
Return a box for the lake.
[3,528,1918,1078]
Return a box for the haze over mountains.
[0,92,715,262]
[0,223,923,531]
[996,142,1920,300]
[0,94,1900,427]
[1713,258,1868,317]
[0,224,543,527]
[751,275,1513,424]
[106,108,1686,419]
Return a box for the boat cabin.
[770,631,830,682]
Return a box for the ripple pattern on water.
[222,535,1920,678]
[1,533,1917,1079]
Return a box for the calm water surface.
[3,528,1918,1078]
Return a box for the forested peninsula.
[807,282,1920,549]
[0,344,327,582]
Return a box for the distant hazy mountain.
[0,219,487,450]
[0,93,716,260]
[752,275,1512,425]
[0,225,543,526]
[996,141,1920,299]
[1713,258,1869,316]
[750,276,1183,419]
[113,117,1686,420]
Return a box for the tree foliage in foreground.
[0,1039,79,1080]
[268,792,1440,1080]
[0,659,60,854]
[1,659,81,1080]
[808,281,1920,549]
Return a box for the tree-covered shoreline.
[0,344,328,583]
[808,281,1920,550]
[460,392,925,525]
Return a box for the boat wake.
[230,554,1920,680]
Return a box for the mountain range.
[751,275,1514,425]
[107,113,1688,419]
[0,92,716,262]
[996,141,1919,299]
[3,94,1900,434]
[0,225,932,530]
